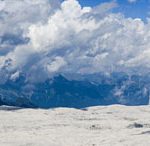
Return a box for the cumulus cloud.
[0,0,150,83]
[0,0,60,56]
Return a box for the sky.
[0,0,150,83]
[79,0,150,21]
[117,0,150,21]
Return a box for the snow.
[0,105,150,146]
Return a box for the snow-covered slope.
[0,105,150,146]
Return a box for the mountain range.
[0,72,149,108]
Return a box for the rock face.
[0,73,149,108]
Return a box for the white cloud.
[0,0,60,57]
[0,0,59,35]
[0,0,150,82]
[128,0,138,3]
[10,71,20,81]
[46,56,67,73]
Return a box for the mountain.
[0,73,149,108]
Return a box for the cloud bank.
[0,0,150,83]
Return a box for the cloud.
[0,0,60,56]
[127,0,138,3]
[0,0,150,83]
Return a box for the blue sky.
[78,0,150,21]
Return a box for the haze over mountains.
[0,72,149,108]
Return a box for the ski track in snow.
[0,105,150,146]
